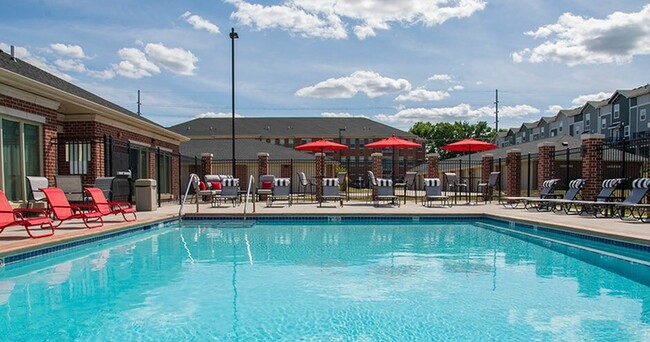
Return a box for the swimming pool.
[1,217,649,340]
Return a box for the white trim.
[0,84,60,110]
[129,140,151,148]
[0,106,47,124]
[157,146,173,153]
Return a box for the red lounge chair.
[40,187,104,228]
[0,191,54,238]
[85,187,137,222]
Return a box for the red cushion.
[199,181,206,190]
[211,182,221,190]
[262,181,272,189]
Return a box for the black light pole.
[230,28,238,177]
[338,127,346,162]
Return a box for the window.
[559,122,563,132]
[641,109,647,122]
[65,142,91,174]
[359,139,365,148]
[341,138,347,145]
[614,104,620,119]
[279,138,285,145]
[602,118,607,130]
[350,139,356,148]
[540,127,545,137]
[586,113,590,127]
[156,151,171,194]
[1,119,42,201]
[574,126,581,135]
[288,138,294,147]
[130,145,149,181]
[624,125,630,137]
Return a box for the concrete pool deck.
[2,199,650,259]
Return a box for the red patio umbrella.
[295,139,348,181]
[365,135,421,181]
[442,138,497,190]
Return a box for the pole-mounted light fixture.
[230,28,238,177]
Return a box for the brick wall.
[581,134,604,201]
[506,149,521,197]
[426,153,439,178]
[538,142,555,192]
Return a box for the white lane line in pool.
[476,221,650,268]
[245,234,253,265]
[180,232,196,263]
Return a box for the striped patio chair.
[423,178,449,207]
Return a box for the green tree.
[409,121,495,159]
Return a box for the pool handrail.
[179,173,200,216]
[243,174,255,221]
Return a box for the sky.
[1,0,649,131]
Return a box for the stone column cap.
[581,133,605,140]
[315,152,325,157]
[426,153,439,158]
[507,148,521,154]
[482,153,494,158]
[200,153,213,158]
[537,142,556,148]
[371,152,383,157]
[257,152,269,157]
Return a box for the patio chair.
[297,172,315,202]
[55,175,85,203]
[85,187,137,222]
[257,175,275,201]
[0,190,54,238]
[558,178,624,215]
[320,178,343,207]
[40,187,104,228]
[337,172,348,201]
[204,175,224,197]
[368,171,399,207]
[268,178,292,207]
[395,171,417,204]
[216,178,240,207]
[422,178,450,207]
[477,171,500,203]
[443,172,468,204]
[191,175,220,207]
[613,178,650,219]
[26,176,49,208]
[526,178,586,212]
[93,177,115,201]
[501,178,561,209]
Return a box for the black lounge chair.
[501,179,561,208]
[422,178,450,207]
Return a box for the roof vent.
[10,45,16,61]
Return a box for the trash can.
[134,179,157,211]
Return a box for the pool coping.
[2,211,649,268]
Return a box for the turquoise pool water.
[1,218,649,340]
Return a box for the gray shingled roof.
[0,49,164,129]
[168,117,420,139]
[180,138,316,160]
[559,107,581,117]
[619,84,650,98]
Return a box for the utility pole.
[137,90,141,115]
[494,89,499,133]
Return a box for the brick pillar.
[200,153,213,178]
[506,149,521,197]
[371,152,383,198]
[581,134,604,201]
[316,153,324,201]
[426,153,439,178]
[538,142,555,192]
[257,152,269,178]
[481,154,494,197]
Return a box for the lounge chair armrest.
[70,203,98,213]
[107,201,133,209]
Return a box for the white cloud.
[113,47,160,79]
[113,43,197,78]
[86,69,115,80]
[55,58,86,72]
[0,43,73,81]
[49,43,86,58]
[295,70,411,99]
[227,0,486,40]
[321,112,369,118]
[181,11,220,34]
[448,85,464,91]
[571,92,610,106]
[513,5,650,65]
[375,103,538,126]
[144,43,198,75]
[546,105,563,114]
[394,88,450,102]
[428,74,451,82]
[195,112,243,118]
